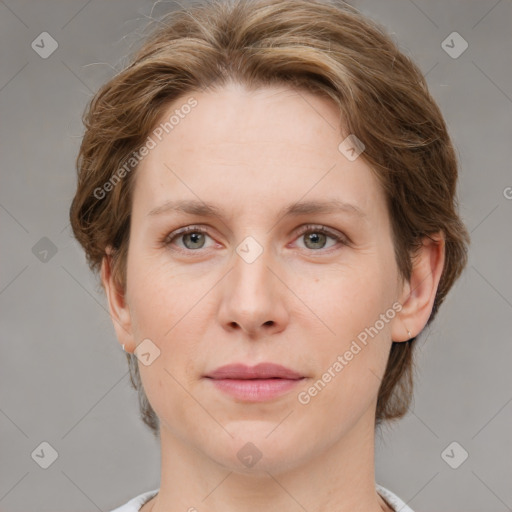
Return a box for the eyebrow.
[147,198,366,220]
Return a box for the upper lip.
[205,363,303,380]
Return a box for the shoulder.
[109,488,159,512]
[110,486,410,512]
[376,484,415,512]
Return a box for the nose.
[217,244,289,337]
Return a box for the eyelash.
[161,224,349,254]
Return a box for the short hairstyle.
[69,0,470,438]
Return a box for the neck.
[148,406,392,512]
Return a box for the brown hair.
[69,0,470,437]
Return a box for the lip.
[205,363,303,380]
[204,363,305,402]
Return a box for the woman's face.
[110,82,410,473]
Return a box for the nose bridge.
[231,234,275,299]
[217,232,288,334]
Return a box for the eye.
[162,224,349,254]
[163,226,215,251]
[293,225,348,251]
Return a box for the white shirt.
[110,484,414,512]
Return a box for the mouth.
[204,363,305,402]
[205,362,303,380]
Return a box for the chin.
[204,425,308,475]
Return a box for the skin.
[101,81,445,512]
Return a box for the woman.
[69,0,470,510]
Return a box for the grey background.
[0,0,511,511]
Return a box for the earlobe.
[100,247,135,352]
[391,232,446,342]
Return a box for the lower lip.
[207,378,304,402]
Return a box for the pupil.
[307,232,324,248]
[186,232,203,248]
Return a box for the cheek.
[129,264,207,431]
[127,256,193,336]
[127,258,208,373]
[300,260,396,401]
[314,262,395,339]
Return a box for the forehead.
[131,83,384,221]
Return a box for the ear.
[391,232,446,342]
[100,247,136,353]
